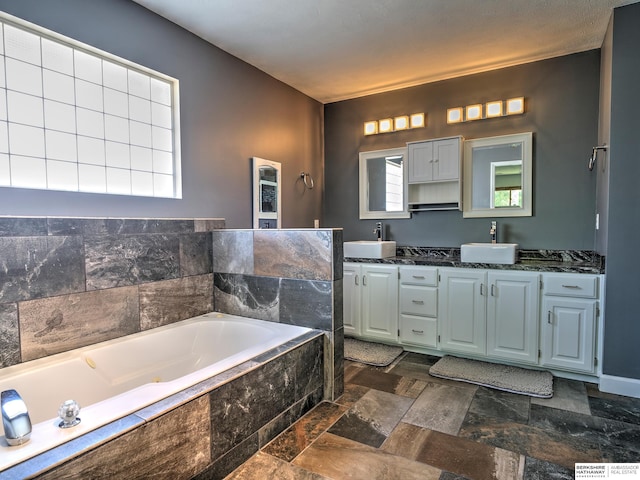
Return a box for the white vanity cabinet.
[343,263,398,342]
[486,271,540,364]
[399,266,438,348]
[439,269,540,362]
[540,273,598,373]
[439,269,486,355]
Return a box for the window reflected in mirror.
[359,147,410,219]
[463,132,532,218]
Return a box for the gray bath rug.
[344,338,403,367]
[429,355,553,398]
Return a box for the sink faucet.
[1,389,32,446]
[373,222,383,241]
[490,221,497,244]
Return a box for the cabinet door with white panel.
[486,271,540,364]
[343,263,362,337]
[540,274,598,373]
[407,137,460,183]
[399,266,438,348]
[439,268,486,355]
[361,264,399,342]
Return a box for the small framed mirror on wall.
[359,147,410,219]
[252,157,282,228]
[463,132,533,218]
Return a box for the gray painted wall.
[324,51,600,249]
[0,0,324,228]
[603,3,640,381]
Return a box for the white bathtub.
[0,313,313,472]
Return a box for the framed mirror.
[252,157,281,228]
[359,147,410,219]
[463,132,532,218]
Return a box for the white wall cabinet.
[399,266,438,348]
[408,138,460,183]
[343,263,398,342]
[439,269,486,355]
[486,271,540,364]
[540,274,598,373]
[407,137,462,211]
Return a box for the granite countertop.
[344,247,605,275]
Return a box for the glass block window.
[0,13,181,198]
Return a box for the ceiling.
[131,0,635,104]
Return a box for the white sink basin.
[344,240,396,259]
[461,243,519,265]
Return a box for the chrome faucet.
[373,222,383,241]
[490,221,497,244]
[1,389,32,446]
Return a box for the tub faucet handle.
[1,389,32,446]
[58,399,81,429]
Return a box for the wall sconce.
[506,97,525,115]
[466,104,482,121]
[447,108,463,124]
[447,97,525,123]
[364,121,378,135]
[363,112,426,135]
[394,115,409,130]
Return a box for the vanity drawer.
[400,285,437,317]
[399,266,438,286]
[544,274,598,298]
[400,314,437,348]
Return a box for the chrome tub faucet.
[1,389,32,446]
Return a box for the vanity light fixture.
[378,118,393,133]
[448,96,525,123]
[466,104,482,121]
[394,115,409,130]
[410,113,425,128]
[447,107,463,124]
[363,112,426,135]
[485,101,503,118]
[506,97,525,115]
[364,120,378,135]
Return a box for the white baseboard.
[599,374,640,398]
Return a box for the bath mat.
[429,355,553,398]
[344,338,403,366]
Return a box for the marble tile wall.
[212,228,344,400]
[0,217,223,367]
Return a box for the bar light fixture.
[364,112,426,135]
[446,97,525,124]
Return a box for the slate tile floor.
[225,353,640,480]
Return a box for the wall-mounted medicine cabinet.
[463,132,533,218]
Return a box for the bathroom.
[0,0,639,478]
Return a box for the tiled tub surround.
[2,330,325,480]
[212,229,344,401]
[0,313,313,471]
[0,217,223,368]
[346,246,605,274]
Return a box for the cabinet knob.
[411,329,424,335]
[412,275,425,279]
[411,300,424,304]
[547,311,552,324]
[355,275,359,286]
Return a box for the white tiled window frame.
[0,12,182,199]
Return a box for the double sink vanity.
[343,240,605,379]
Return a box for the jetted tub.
[0,313,313,472]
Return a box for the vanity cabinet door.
[343,263,362,337]
[439,269,486,355]
[408,141,436,183]
[361,264,399,342]
[486,271,540,364]
[541,297,596,373]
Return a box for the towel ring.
[300,172,314,189]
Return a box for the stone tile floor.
[225,352,640,480]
